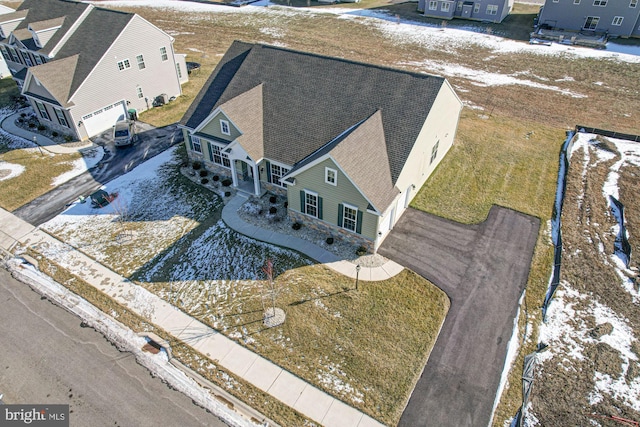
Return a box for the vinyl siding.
[420,0,511,23]
[35,27,59,48]
[395,80,462,199]
[68,15,181,120]
[199,110,241,142]
[539,0,640,36]
[24,75,55,100]
[288,157,378,240]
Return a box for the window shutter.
[318,196,323,220]
[300,190,305,213]
[356,210,363,234]
[337,203,344,227]
[207,142,213,162]
[266,161,272,183]
[188,134,193,151]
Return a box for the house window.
[325,167,337,186]
[117,59,130,71]
[35,101,50,121]
[583,16,600,30]
[304,191,318,218]
[631,0,638,8]
[220,120,230,136]
[176,63,182,79]
[0,46,9,62]
[54,108,68,127]
[136,86,144,99]
[473,3,480,13]
[612,16,624,25]
[342,205,358,232]
[34,55,42,65]
[429,1,437,10]
[441,2,451,11]
[191,135,202,153]
[486,4,498,15]
[593,0,607,5]
[573,0,580,4]
[430,140,439,164]
[208,142,231,168]
[21,50,32,67]
[160,46,168,61]
[270,163,289,187]
[552,0,559,2]
[136,54,145,70]
[457,1,463,11]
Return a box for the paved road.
[379,206,539,427]
[12,123,182,226]
[0,267,228,427]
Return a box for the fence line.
[575,125,640,143]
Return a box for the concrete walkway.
[222,193,404,281]
[0,206,386,427]
[1,110,93,154]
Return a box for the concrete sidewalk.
[222,194,403,281]
[0,206,385,427]
[1,110,93,154]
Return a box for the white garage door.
[81,101,127,138]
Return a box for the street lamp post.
[355,264,361,291]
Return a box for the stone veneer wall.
[261,182,287,197]
[288,210,374,254]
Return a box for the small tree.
[261,258,285,327]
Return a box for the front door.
[462,3,472,17]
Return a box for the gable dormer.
[28,17,64,49]
[0,9,28,40]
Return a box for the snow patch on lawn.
[0,161,25,181]
[51,146,104,186]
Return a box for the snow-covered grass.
[526,133,640,425]
[50,146,104,186]
[0,160,24,181]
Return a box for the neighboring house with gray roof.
[417,0,514,23]
[0,0,188,141]
[536,0,640,38]
[180,41,463,252]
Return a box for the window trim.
[325,167,337,186]
[117,58,131,71]
[304,190,319,218]
[208,141,231,168]
[136,86,144,99]
[342,203,358,232]
[428,0,438,10]
[191,135,202,153]
[583,15,600,30]
[136,54,145,70]
[631,0,638,8]
[176,63,182,79]
[441,2,451,12]
[269,163,290,188]
[473,3,480,13]
[54,108,68,127]
[220,119,230,136]
[430,140,440,165]
[35,101,50,121]
[593,0,607,6]
[160,46,168,61]
[573,0,581,4]
[612,16,624,25]
[486,4,498,15]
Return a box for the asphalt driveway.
[378,206,539,427]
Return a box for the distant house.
[537,0,640,37]
[0,0,188,141]
[0,5,14,78]
[417,0,515,23]
[180,41,463,253]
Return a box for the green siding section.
[287,158,378,240]
[199,111,241,142]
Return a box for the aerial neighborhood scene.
[0,0,637,426]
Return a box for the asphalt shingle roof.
[181,41,446,185]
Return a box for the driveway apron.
[379,206,539,427]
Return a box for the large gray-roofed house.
[0,0,189,141]
[181,41,463,253]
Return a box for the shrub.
[269,195,277,204]
[326,237,334,245]
[356,246,368,256]
[52,131,58,137]
[20,112,26,118]
[224,191,231,197]
[292,222,301,230]
[37,125,46,131]
[28,123,35,128]
[199,170,208,177]
[64,135,73,142]
[284,201,288,209]
[221,178,232,187]
[192,161,201,170]
[17,118,23,123]
[269,206,277,214]
[201,178,209,185]
[213,175,220,182]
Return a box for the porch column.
[252,164,260,196]
[230,159,238,188]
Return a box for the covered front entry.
[231,159,260,195]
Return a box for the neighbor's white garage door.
[82,101,127,138]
